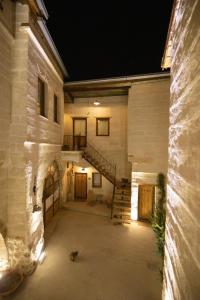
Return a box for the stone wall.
[0,2,14,226]
[163,1,200,299]
[64,96,129,179]
[0,0,15,35]
[0,1,65,273]
[128,78,170,174]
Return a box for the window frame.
[96,118,110,136]
[38,77,47,118]
[53,94,59,123]
[92,172,102,188]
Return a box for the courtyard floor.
[6,206,162,300]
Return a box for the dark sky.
[44,1,173,81]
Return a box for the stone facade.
[162,1,200,299]
[64,95,129,180]
[128,78,169,174]
[0,1,65,274]
[64,77,170,216]
[0,0,15,228]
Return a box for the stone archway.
[42,161,60,227]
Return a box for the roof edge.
[161,0,179,69]
[64,72,170,87]
[37,19,69,78]
[35,0,49,19]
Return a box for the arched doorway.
[42,161,60,227]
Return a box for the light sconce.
[94,100,100,106]
[81,168,85,171]
[33,176,37,196]
[33,204,42,213]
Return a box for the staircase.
[82,142,132,224]
[82,142,117,185]
[111,187,132,224]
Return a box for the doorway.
[138,184,154,221]
[73,118,87,149]
[42,161,60,227]
[74,172,87,200]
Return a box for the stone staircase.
[82,142,132,225]
[82,142,117,185]
[111,187,132,224]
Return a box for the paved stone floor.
[6,208,162,300]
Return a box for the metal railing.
[62,135,86,151]
[83,141,116,179]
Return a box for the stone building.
[162,0,200,299]
[3,1,199,299]
[0,0,170,277]
[0,0,67,274]
[63,74,169,220]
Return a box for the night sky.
[44,1,173,81]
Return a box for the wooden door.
[75,173,87,200]
[138,185,155,221]
[73,118,87,149]
[43,161,60,228]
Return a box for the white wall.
[0,1,15,226]
[128,79,170,174]
[64,96,129,179]
[0,1,65,273]
[163,1,200,299]
[73,161,113,202]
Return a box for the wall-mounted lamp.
[33,176,37,196]
[81,168,85,171]
[94,101,100,106]
[33,204,42,213]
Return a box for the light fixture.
[33,204,42,213]
[94,100,100,106]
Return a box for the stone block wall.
[0,9,14,225]
[0,1,65,273]
[163,1,200,299]
[128,78,170,174]
[64,96,129,179]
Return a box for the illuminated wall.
[128,79,169,221]
[0,0,15,234]
[163,0,200,299]
[0,1,65,274]
[73,162,113,202]
[64,96,130,179]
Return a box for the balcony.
[61,135,84,163]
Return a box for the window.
[92,173,102,188]
[96,118,110,136]
[54,94,59,123]
[38,77,46,117]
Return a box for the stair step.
[114,195,131,200]
[112,210,131,217]
[115,190,131,196]
[113,200,131,208]
[112,217,131,225]
[114,199,131,203]
[113,205,131,212]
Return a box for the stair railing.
[84,141,116,180]
[111,164,117,219]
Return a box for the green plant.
[151,173,166,278]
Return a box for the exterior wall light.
[32,204,42,213]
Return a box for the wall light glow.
[38,251,46,264]
[33,238,44,262]
[131,185,139,220]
